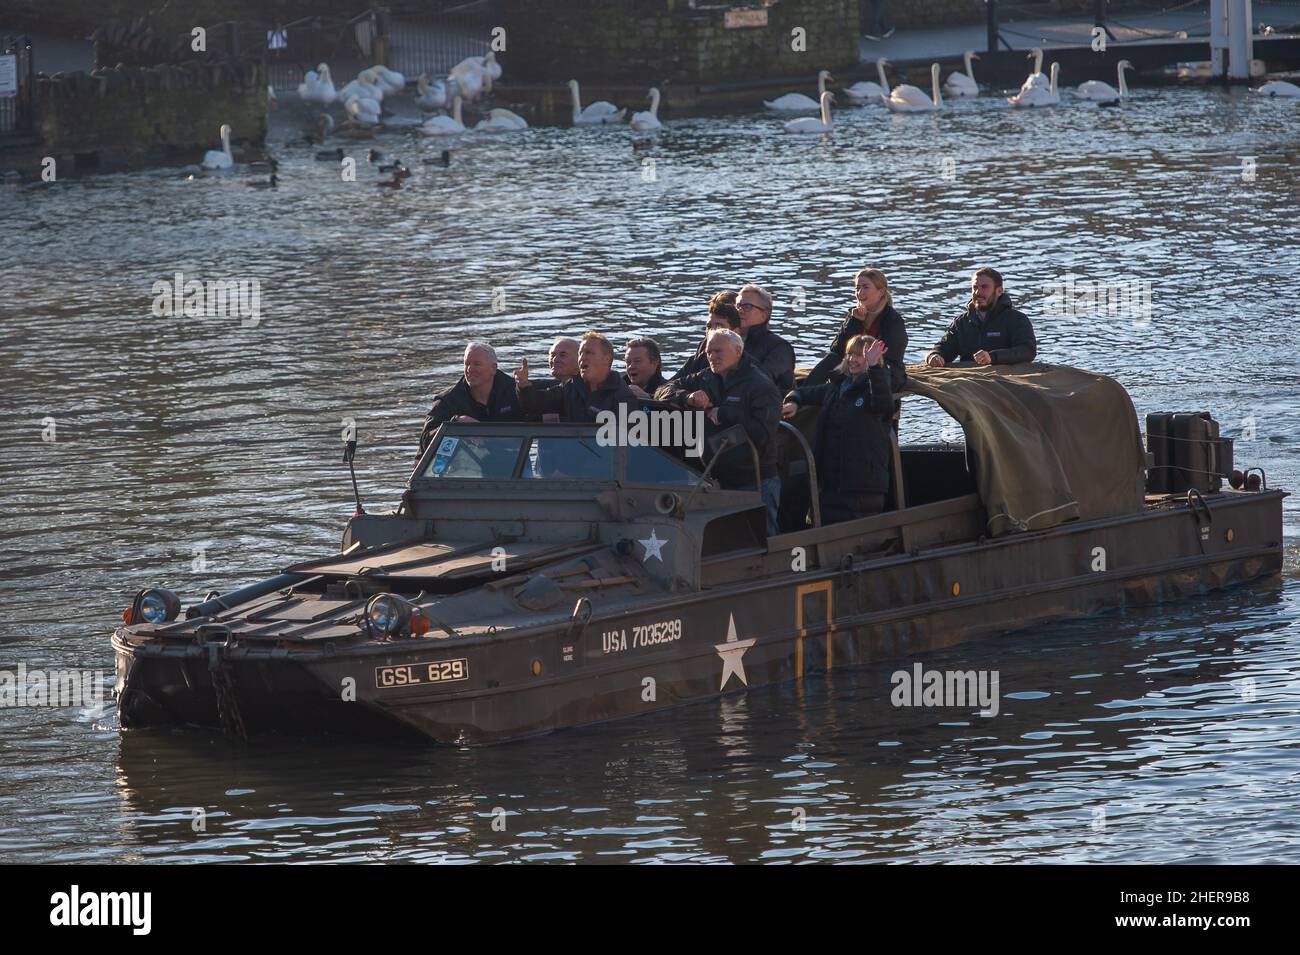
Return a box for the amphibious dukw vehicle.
[113,364,1284,743]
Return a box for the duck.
[1008,61,1060,107]
[297,63,337,104]
[843,58,889,103]
[378,159,404,172]
[367,148,383,163]
[474,107,528,132]
[296,112,333,146]
[376,175,402,190]
[764,70,833,111]
[629,88,663,132]
[315,147,344,161]
[415,74,447,111]
[569,79,625,124]
[420,96,466,135]
[944,50,979,97]
[422,149,452,166]
[246,173,278,190]
[782,91,834,134]
[1077,60,1132,102]
[201,124,234,170]
[1021,47,1049,91]
[883,63,943,112]
[1253,79,1300,97]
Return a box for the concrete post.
[1227,0,1254,81]
[1209,0,1227,77]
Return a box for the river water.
[2,84,1299,863]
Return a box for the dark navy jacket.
[418,370,524,454]
[929,292,1037,365]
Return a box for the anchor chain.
[207,640,248,740]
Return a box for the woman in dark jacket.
[804,268,907,428]
[783,334,893,524]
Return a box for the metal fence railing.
[0,35,35,138]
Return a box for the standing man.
[515,331,640,421]
[661,329,783,535]
[623,337,668,398]
[418,341,523,455]
[926,267,1037,367]
[667,291,743,385]
[736,284,796,393]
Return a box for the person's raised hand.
[514,358,531,385]
[865,340,887,367]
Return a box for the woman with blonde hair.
[805,268,908,427]
[782,333,894,524]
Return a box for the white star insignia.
[637,528,668,562]
[715,613,757,690]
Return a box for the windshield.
[424,435,525,479]
[526,436,615,480]
[624,444,702,485]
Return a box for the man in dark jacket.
[417,341,524,455]
[661,328,782,535]
[515,331,640,421]
[667,291,742,384]
[926,267,1037,367]
[623,337,668,398]
[535,336,580,391]
[736,284,796,393]
[784,335,894,524]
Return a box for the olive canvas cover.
[904,364,1147,536]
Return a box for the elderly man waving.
[661,328,783,535]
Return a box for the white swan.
[372,64,406,95]
[764,69,833,111]
[346,96,381,125]
[451,65,485,102]
[1021,47,1048,91]
[415,74,447,111]
[421,96,465,135]
[569,79,625,124]
[340,70,384,106]
[630,87,663,131]
[1077,59,1132,102]
[883,63,943,112]
[783,91,834,134]
[201,124,233,169]
[475,107,527,132]
[482,51,502,82]
[843,58,888,102]
[944,50,979,97]
[1254,79,1300,97]
[1008,61,1060,107]
[297,64,337,104]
